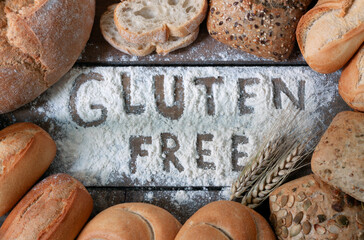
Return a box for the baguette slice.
[297,0,364,73]
[101,4,200,56]
[0,174,93,240]
[114,0,207,44]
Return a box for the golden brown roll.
[78,202,181,240]
[0,174,93,240]
[0,122,56,216]
[175,200,276,240]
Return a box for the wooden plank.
[0,66,350,188]
[78,0,305,65]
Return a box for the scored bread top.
[114,0,207,44]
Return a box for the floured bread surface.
[101,4,200,56]
[114,0,207,43]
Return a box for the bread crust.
[114,0,207,44]
[0,174,93,240]
[339,44,364,111]
[175,200,276,240]
[207,0,312,61]
[312,111,364,201]
[0,123,56,217]
[296,0,364,73]
[78,202,181,240]
[0,0,95,114]
[270,174,364,239]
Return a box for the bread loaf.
[101,4,199,56]
[0,0,95,114]
[312,111,364,202]
[77,202,181,240]
[114,0,207,44]
[269,174,364,239]
[0,174,93,240]
[296,0,364,74]
[207,0,312,61]
[339,44,364,111]
[0,122,56,217]
[175,201,276,240]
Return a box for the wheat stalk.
[241,143,306,208]
[230,137,282,201]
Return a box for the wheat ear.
[241,143,305,208]
[230,137,282,201]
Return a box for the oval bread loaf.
[0,122,56,217]
[269,174,364,239]
[296,0,364,74]
[0,0,95,114]
[339,44,364,111]
[0,174,93,240]
[77,202,181,240]
[175,201,276,240]
[207,0,312,61]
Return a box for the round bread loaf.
[296,0,364,73]
[0,122,56,217]
[207,0,312,61]
[0,0,95,114]
[175,201,276,240]
[77,202,182,240]
[339,45,364,111]
[269,174,364,240]
[0,174,93,240]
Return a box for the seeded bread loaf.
[114,0,207,44]
[0,123,56,217]
[269,174,364,240]
[0,0,95,114]
[339,44,364,111]
[0,174,93,240]
[207,0,312,61]
[101,4,199,56]
[175,201,276,240]
[296,0,364,74]
[77,202,181,240]
[312,111,364,202]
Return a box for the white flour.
[35,66,340,187]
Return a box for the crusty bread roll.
[269,174,364,240]
[78,202,181,240]
[312,111,364,202]
[114,0,207,44]
[175,201,276,240]
[0,122,56,217]
[207,0,312,61]
[339,44,364,111]
[296,0,364,74]
[101,4,200,56]
[0,174,93,240]
[0,0,95,114]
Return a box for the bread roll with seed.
[269,174,364,240]
[0,174,93,240]
[0,0,95,114]
[175,201,276,240]
[0,123,56,217]
[101,4,199,56]
[207,0,312,61]
[114,0,207,44]
[339,44,364,111]
[296,0,364,74]
[77,202,181,240]
[312,111,364,202]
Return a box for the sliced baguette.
[101,4,200,56]
[114,0,207,44]
[296,0,364,73]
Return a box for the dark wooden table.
[0,0,350,228]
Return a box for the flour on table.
[33,66,340,186]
